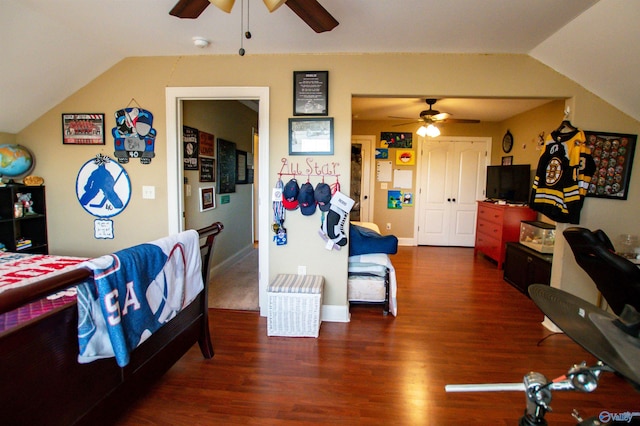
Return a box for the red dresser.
[474,201,537,269]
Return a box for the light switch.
[142,185,155,199]
[185,184,191,197]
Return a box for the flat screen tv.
[485,165,532,203]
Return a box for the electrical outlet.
[298,265,307,275]
[386,223,391,230]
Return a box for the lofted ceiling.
[2,0,640,133]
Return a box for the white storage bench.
[267,274,324,337]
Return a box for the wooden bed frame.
[0,222,223,426]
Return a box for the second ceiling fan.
[392,98,480,127]
[169,0,339,33]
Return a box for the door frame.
[166,87,270,316]
[414,135,492,244]
[351,135,376,223]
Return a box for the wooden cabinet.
[503,242,552,296]
[474,201,536,268]
[0,185,48,254]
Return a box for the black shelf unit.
[503,242,552,296]
[0,185,48,254]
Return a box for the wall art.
[293,71,328,116]
[289,117,334,155]
[584,130,637,200]
[112,107,156,164]
[62,113,105,145]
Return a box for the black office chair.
[563,227,640,316]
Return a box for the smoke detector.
[192,37,210,48]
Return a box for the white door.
[351,135,375,222]
[417,138,487,246]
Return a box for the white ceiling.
[2,0,639,133]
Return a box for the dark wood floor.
[116,246,639,425]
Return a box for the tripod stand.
[446,362,613,425]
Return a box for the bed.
[348,222,398,316]
[0,221,223,426]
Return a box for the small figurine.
[16,192,35,215]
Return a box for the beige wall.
[15,53,640,312]
[0,132,16,144]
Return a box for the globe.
[0,144,34,180]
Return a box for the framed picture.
[501,155,513,166]
[199,186,216,212]
[293,71,328,116]
[380,132,412,149]
[199,131,215,157]
[236,150,247,184]
[199,157,215,182]
[584,130,637,200]
[183,126,199,170]
[217,138,236,194]
[289,117,334,155]
[62,113,105,145]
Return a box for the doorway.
[166,87,270,316]
[350,135,375,222]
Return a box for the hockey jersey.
[530,129,594,223]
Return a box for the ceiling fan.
[169,0,339,33]
[391,99,481,127]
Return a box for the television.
[485,165,532,203]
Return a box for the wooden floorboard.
[115,246,639,425]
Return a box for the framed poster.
[216,138,236,194]
[199,186,216,212]
[199,131,215,157]
[62,113,105,145]
[236,150,247,184]
[183,126,199,170]
[380,132,412,149]
[293,71,328,116]
[199,157,215,182]
[289,117,334,155]
[584,130,637,200]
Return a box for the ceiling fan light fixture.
[263,0,286,12]
[209,0,235,13]
[426,124,440,137]
[416,125,428,137]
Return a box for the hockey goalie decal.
[76,154,132,239]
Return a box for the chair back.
[563,227,640,315]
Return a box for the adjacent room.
[1,1,639,424]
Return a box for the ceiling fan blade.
[388,116,418,120]
[392,121,421,127]
[169,0,210,18]
[285,0,339,33]
[442,118,481,124]
[431,112,450,121]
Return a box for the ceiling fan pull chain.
[245,0,252,39]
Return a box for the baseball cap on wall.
[298,182,316,216]
[314,182,332,212]
[282,178,300,210]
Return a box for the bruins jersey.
[530,129,594,223]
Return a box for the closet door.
[417,139,487,246]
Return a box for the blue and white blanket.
[77,230,202,367]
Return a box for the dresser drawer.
[478,205,504,225]
[475,233,501,261]
[476,220,502,238]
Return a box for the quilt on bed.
[77,230,203,367]
[0,252,87,332]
